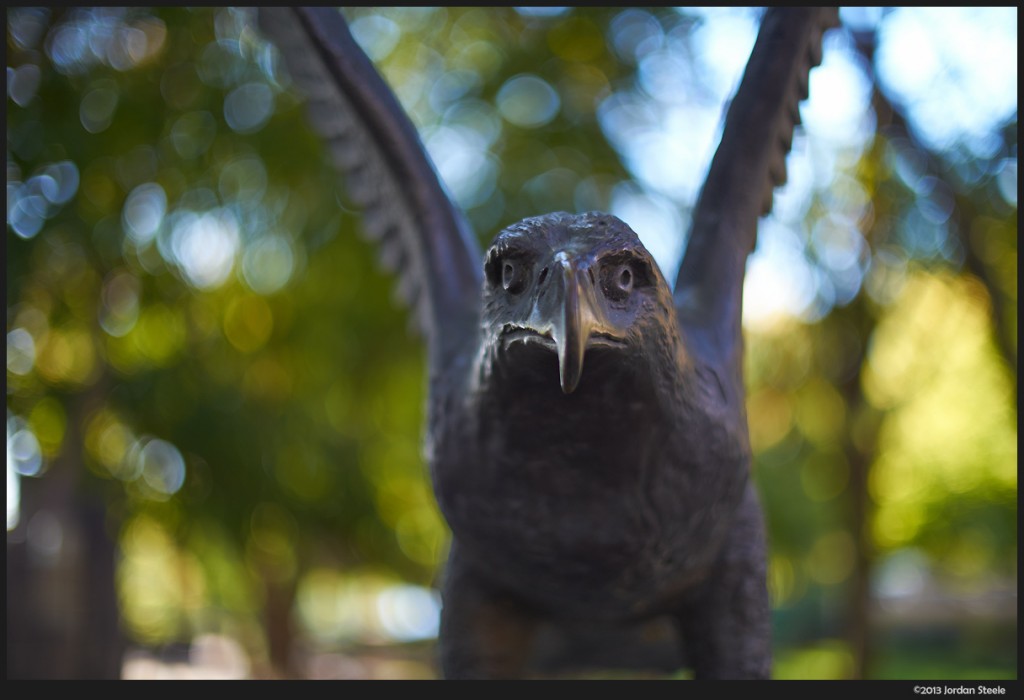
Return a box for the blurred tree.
[6,7,420,676]
[841,12,1017,678]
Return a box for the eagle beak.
[552,253,603,394]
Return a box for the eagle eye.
[501,258,526,294]
[617,265,633,293]
[601,259,639,301]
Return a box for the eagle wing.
[258,7,483,366]
[673,7,839,361]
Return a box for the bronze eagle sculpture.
[258,7,838,679]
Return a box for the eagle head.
[479,212,680,394]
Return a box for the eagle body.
[431,213,749,617]
[425,213,767,677]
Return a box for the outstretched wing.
[673,7,839,360]
[258,7,483,367]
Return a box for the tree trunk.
[6,387,124,678]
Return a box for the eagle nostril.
[587,268,596,286]
[538,266,549,286]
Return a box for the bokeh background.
[6,7,1017,680]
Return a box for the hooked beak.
[500,252,627,394]
[549,253,614,394]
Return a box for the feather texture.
[258,7,483,363]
